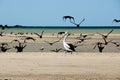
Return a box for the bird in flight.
[24,36,36,43]
[50,48,63,52]
[93,42,105,53]
[111,41,120,47]
[34,31,44,39]
[70,18,85,27]
[63,16,75,22]
[113,19,120,23]
[97,29,113,39]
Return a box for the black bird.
[97,29,113,39]
[102,37,112,45]
[70,18,85,27]
[44,40,60,46]
[113,19,120,23]
[34,31,44,38]
[111,42,120,47]
[11,39,27,52]
[93,42,105,53]
[0,32,4,37]
[57,31,65,37]
[0,25,9,30]
[24,36,36,43]
[44,35,63,46]
[0,43,11,52]
[50,48,63,52]
[75,33,91,42]
[14,43,27,52]
[63,16,75,22]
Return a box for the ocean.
[3,26,120,34]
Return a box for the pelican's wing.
[68,43,75,51]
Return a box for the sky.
[0,0,120,26]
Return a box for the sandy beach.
[0,52,120,80]
[0,33,120,80]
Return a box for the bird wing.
[24,37,35,43]
[34,33,40,36]
[111,42,120,45]
[12,39,20,43]
[70,21,78,25]
[68,43,75,51]
[106,29,113,36]
[93,44,97,49]
[97,32,105,37]
[78,18,85,25]
[41,31,44,35]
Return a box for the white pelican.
[63,32,75,53]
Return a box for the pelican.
[63,32,75,54]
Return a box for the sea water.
[2,26,120,34]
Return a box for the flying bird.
[111,42,120,47]
[113,19,120,23]
[70,18,85,27]
[97,29,113,39]
[63,32,75,54]
[44,40,60,46]
[57,31,65,37]
[63,16,75,22]
[24,36,36,43]
[93,42,105,53]
[50,48,63,52]
[0,25,9,30]
[34,31,44,38]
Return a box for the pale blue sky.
[0,0,120,26]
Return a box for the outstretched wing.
[93,44,97,49]
[41,31,44,35]
[78,18,85,25]
[70,20,78,25]
[34,33,40,36]
[24,37,36,43]
[106,29,113,36]
[11,39,20,43]
[97,32,105,37]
